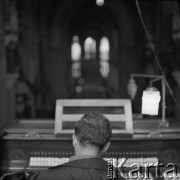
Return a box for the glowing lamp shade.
[141,87,161,115]
[96,0,104,6]
[127,78,138,100]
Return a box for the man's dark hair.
[74,112,112,150]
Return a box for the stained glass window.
[71,35,110,79]
[71,36,81,61]
[99,36,110,77]
[71,35,81,78]
[84,37,96,60]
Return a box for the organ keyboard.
[29,156,158,168]
[29,156,69,167]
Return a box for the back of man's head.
[74,112,112,151]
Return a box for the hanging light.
[141,87,161,115]
[127,78,138,100]
[96,0,104,6]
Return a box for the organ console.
[0,99,180,178]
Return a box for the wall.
[1,0,178,119]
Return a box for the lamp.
[96,0,104,6]
[127,73,169,128]
[141,86,160,115]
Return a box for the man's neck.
[75,146,101,157]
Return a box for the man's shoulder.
[30,162,126,180]
[30,158,108,180]
[50,157,107,170]
[30,165,71,180]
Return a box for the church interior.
[0,0,180,178]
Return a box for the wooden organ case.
[0,99,180,177]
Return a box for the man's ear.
[101,141,110,153]
[72,134,78,148]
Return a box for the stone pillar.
[0,0,7,130]
[18,0,39,86]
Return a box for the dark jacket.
[30,157,124,180]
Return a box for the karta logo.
[106,158,179,179]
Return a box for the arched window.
[84,37,96,60]
[99,36,110,77]
[71,35,81,78]
[71,35,110,79]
